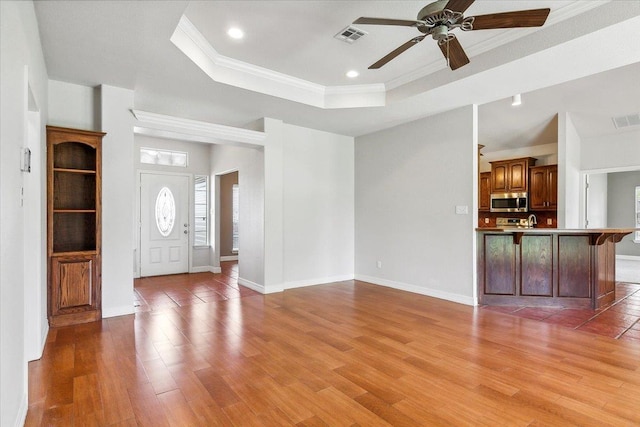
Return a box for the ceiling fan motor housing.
[417,0,449,21]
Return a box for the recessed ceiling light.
[346,70,359,78]
[227,28,244,40]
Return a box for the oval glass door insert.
[155,187,176,237]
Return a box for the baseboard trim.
[616,255,640,261]
[102,305,135,319]
[191,265,221,274]
[284,274,354,290]
[238,277,265,293]
[15,392,27,427]
[238,277,286,294]
[220,255,238,261]
[354,274,476,306]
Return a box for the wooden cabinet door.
[529,165,558,211]
[479,172,491,211]
[529,167,547,210]
[508,159,527,192]
[547,165,558,210]
[491,163,508,193]
[49,255,101,327]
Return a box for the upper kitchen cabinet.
[490,157,537,193]
[479,172,491,211]
[529,165,558,211]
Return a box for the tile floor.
[483,282,640,342]
[134,261,260,313]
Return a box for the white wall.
[100,85,135,318]
[0,1,49,425]
[558,112,582,228]
[282,124,354,288]
[134,135,212,273]
[210,143,265,290]
[355,105,478,305]
[48,79,97,130]
[263,118,285,292]
[480,142,558,173]
[582,130,640,172]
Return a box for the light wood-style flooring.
[26,263,640,426]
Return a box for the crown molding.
[170,15,385,109]
[132,110,267,146]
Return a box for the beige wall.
[220,171,238,257]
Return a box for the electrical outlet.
[484,218,489,224]
[547,218,553,225]
[376,260,382,269]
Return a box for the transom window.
[140,147,188,167]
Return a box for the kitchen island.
[477,228,635,309]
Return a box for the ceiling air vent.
[334,26,367,44]
[612,113,640,129]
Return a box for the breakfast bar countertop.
[476,228,637,234]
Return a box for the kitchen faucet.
[528,214,537,228]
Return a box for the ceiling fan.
[353,0,550,70]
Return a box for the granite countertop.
[476,228,637,234]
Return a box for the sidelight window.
[633,185,640,243]
[194,176,208,246]
[232,184,239,252]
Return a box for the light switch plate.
[455,205,469,215]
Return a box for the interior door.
[140,173,189,276]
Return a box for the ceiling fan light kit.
[352,0,550,71]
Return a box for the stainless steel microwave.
[490,192,528,213]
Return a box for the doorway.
[139,172,190,276]
[219,171,239,262]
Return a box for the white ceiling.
[34,1,640,151]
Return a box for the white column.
[99,85,135,317]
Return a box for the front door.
[140,173,189,276]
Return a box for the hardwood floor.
[27,264,640,426]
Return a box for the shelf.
[53,172,96,210]
[54,168,96,174]
[53,141,97,170]
[52,212,96,253]
[54,209,96,213]
[51,250,98,257]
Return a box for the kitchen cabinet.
[47,126,105,327]
[479,172,491,211]
[529,165,557,210]
[490,157,536,193]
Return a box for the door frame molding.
[213,169,239,270]
[135,170,193,278]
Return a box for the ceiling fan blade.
[438,37,470,70]
[353,17,423,27]
[369,36,426,69]
[469,9,550,30]
[443,0,475,14]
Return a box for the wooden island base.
[477,229,634,309]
